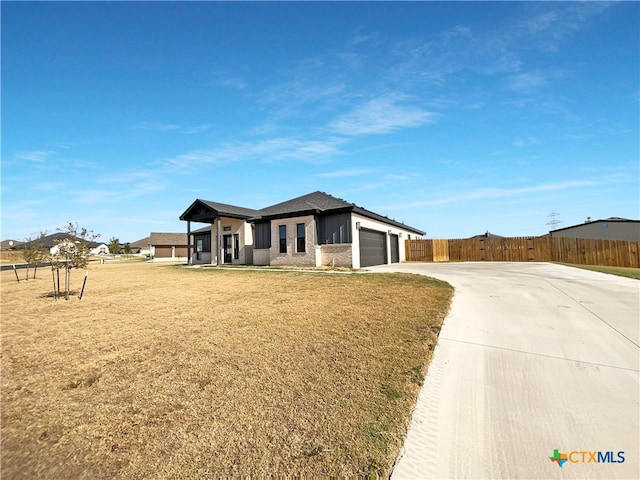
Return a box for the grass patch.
[557,263,640,280]
[0,250,24,264]
[1,262,452,478]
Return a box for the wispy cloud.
[12,150,55,163]
[507,72,548,93]
[98,170,162,185]
[315,168,377,178]
[212,72,247,90]
[381,3,613,95]
[69,189,119,204]
[258,77,346,120]
[381,179,600,210]
[70,181,165,204]
[68,169,170,204]
[513,136,540,148]
[564,134,586,141]
[45,142,73,150]
[519,2,613,51]
[385,173,419,182]
[133,122,212,134]
[182,124,213,134]
[523,11,560,34]
[330,95,437,136]
[163,136,346,171]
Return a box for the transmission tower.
[546,210,563,230]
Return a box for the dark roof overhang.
[180,199,261,222]
[180,192,425,235]
[352,206,426,235]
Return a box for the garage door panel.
[154,246,172,258]
[360,229,386,267]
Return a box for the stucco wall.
[209,217,254,265]
[351,213,423,268]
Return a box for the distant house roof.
[129,236,150,248]
[549,217,639,234]
[191,226,211,234]
[17,232,102,249]
[470,231,505,239]
[0,240,23,250]
[148,232,188,246]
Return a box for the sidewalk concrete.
[367,262,639,479]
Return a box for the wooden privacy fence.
[405,237,640,268]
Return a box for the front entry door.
[223,235,233,263]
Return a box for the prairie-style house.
[179,191,424,268]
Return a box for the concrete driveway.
[367,262,639,479]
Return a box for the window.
[194,234,211,253]
[296,223,306,253]
[255,222,271,249]
[279,225,287,253]
[233,234,239,259]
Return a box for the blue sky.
[2,1,638,242]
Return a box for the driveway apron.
[367,262,639,479]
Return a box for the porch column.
[187,220,192,265]
[216,217,221,266]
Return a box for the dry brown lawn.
[0,251,24,265]
[1,262,452,478]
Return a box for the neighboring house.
[180,191,425,268]
[125,236,152,255]
[148,232,188,260]
[0,240,22,250]
[549,217,640,242]
[89,243,109,255]
[11,232,105,255]
[48,239,108,256]
[469,231,505,239]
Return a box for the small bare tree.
[50,222,100,300]
[22,231,47,280]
